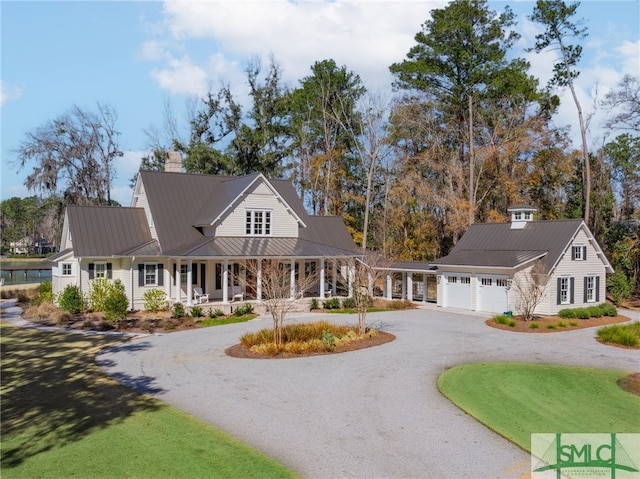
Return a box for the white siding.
[541,229,607,315]
[216,181,299,237]
[131,183,157,240]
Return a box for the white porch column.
[186,260,193,306]
[290,260,296,299]
[401,272,407,300]
[407,273,413,302]
[319,258,326,299]
[222,259,229,304]
[386,273,392,300]
[176,259,182,304]
[164,264,170,300]
[422,273,427,303]
[332,260,337,296]
[257,259,262,301]
[348,265,354,298]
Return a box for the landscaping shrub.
[52,310,74,326]
[529,322,540,329]
[323,298,340,310]
[190,305,204,318]
[558,308,575,319]
[597,323,640,348]
[341,297,356,309]
[172,302,185,319]
[104,280,128,323]
[310,298,319,310]
[88,278,113,312]
[234,302,254,316]
[607,271,632,306]
[240,321,356,353]
[494,314,510,325]
[321,330,336,350]
[387,299,414,310]
[143,289,169,312]
[31,290,54,307]
[208,308,224,318]
[58,284,84,314]
[599,303,618,317]
[559,304,618,320]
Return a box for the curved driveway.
[97,307,639,479]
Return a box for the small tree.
[58,284,85,314]
[341,251,392,335]
[242,259,319,346]
[512,262,549,320]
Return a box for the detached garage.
[431,205,613,316]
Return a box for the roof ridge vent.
[507,204,537,230]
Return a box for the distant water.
[0,261,52,286]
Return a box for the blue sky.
[2,0,638,206]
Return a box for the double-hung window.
[95,262,107,279]
[145,263,157,286]
[62,263,73,276]
[559,277,570,304]
[246,210,272,236]
[585,275,597,303]
[572,245,586,261]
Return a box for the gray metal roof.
[135,170,358,257]
[163,236,358,259]
[66,206,153,257]
[432,219,586,273]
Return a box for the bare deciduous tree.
[242,259,319,346]
[14,103,122,206]
[512,261,549,320]
[340,251,393,335]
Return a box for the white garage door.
[442,274,471,310]
[477,275,508,313]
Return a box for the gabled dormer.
[508,204,537,230]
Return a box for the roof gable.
[433,219,611,273]
[192,173,307,228]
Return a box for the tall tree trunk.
[468,94,475,225]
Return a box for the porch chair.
[193,287,209,304]
[232,285,244,302]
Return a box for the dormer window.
[514,211,522,220]
[246,209,272,236]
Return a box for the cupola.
[507,204,537,230]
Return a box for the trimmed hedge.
[558,303,617,319]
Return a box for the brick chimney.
[165,151,182,173]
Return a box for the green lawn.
[0,321,299,479]
[438,362,640,452]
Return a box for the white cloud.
[617,39,640,76]
[150,56,209,96]
[0,81,23,106]
[151,0,440,93]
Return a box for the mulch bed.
[486,314,631,333]
[618,373,640,397]
[225,331,396,359]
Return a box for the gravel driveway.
[97,307,639,479]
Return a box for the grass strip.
[0,321,298,479]
[438,362,640,452]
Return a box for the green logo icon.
[532,433,640,478]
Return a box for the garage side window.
[481,278,492,286]
[447,276,457,284]
[460,277,470,284]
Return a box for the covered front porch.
[165,257,356,307]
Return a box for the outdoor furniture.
[193,287,209,304]
[232,285,244,302]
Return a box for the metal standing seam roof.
[65,206,153,257]
[432,219,587,273]
[137,170,358,258]
[164,236,359,258]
